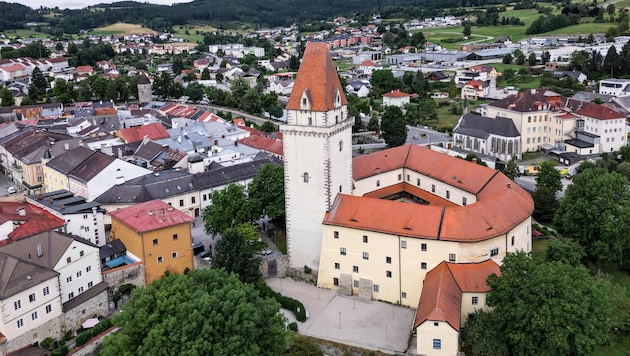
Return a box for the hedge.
[261,285,307,322]
[75,319,113,347]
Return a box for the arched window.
[308,117,312,125]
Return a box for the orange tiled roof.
[109,199,193,233]
[327,145,533,242]
[383,89,410,98]
[362,182,457,207]
[0,202,65,241]
[286,42,348,111]
[238,135,283,156]
[414,260,500,329]
[117,122,170,143]
[576,102,625,120]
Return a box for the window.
[203,194,207,201]
[386,256,392,264]
[334,231,339,239]
[153,239,158,246]
[363,235,368,243]
[179,199,184,207]
[401,292,407,299]
[333,278,339,286]
[449,254,456,262]
[67,257,71,263]
[376,180,380,187]
[421,243,427,252]
[76,271,82,278]
[334,262,340,269]
[431,184,435,193]
[78,286,84,293]
[303,172,310,183]
[340,247,346,255]
[69,292,74,299]
[339,140,343,151]
[406,174,410,181]
[353,280,359,288]
[491,248,499,257]
[157,256,164,263]
[17,319,23,329]
[421,262,427,269]
[67,276,73,283]
[362,252,369,260]
[446,190,450,199]
[511,236,515,246]
[45,304,52,314]
[373,284,379,293]
[398,174,402,181]
[86,266,92,273]
[433,339,441,350]
[80,250,84,257]
[191,196,196,204]
[416,178,421,186]
[462,197,467,206]
[173,234,178,241]
[472,296,479,305]
[88,281,94,288]
[353,265,359,273]
[172,252,178,258]
[43,287,50,296]
[14,300,21,310]
[401,240,407,249]
[386,271,392,278]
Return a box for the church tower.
[137,73,152,104]
[281,42,353,271]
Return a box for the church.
[280,42,534,355]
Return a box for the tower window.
[302,98,307,106]
[303,172,310,183]
[339,140,343,151]
[308,117,312,125]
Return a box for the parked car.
[261,249,273,256]
[198,250,212,261]
[7,187,16,194]
[192,243,205,255]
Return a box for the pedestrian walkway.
[267,277,415,354]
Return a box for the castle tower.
[137,74,152,104]
[281,42,354,271]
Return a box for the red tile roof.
[383,89,410,98]
[576,102,625,120]
[0,202,65,242]
[286,42,348,111]
[362,182,457,207]
[414,260,500,330]
[238,135,283,156]
[109,199,193,233]
[326,145,533,242]
[117,122,170,143]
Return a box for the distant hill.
[0,2,44,31]
[0,0,479,34]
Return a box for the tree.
[515,51,526,65]
[100,269,286,355]
[541,50,551,64]
[213,228,263,285]
[463,23,472,37]
[202,183,253,236]
[471,252,614,356]
[535,161,562,194]
[528,52,537,66]
[28,67,48,102]
[172,56,184,75]
[284,333,324,356]
[607,3,616,21]
[248,164,285,223]
[369,69,401,97]
[502,53,513,64]
[380,106,408,147]
[532,185,559,222]
[289,55,300,71]
[184,82,205,103]
[447,78,457,98]
[201,68,211,80]
[502,157,520,180]
[0,88,14,107]
[367,113,380,131]
[546,237,585,266]
[554,168,630,273]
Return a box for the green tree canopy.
[248,164,285,223]
[0,87,14,107]
[380,105,408,147]
[502,157,520,180]
[531,185,559,222]
[369,69,401,98]
[465,251,614,356]
[554,168,630,272]
[203,183,253,235]
[535,160,563,193]
[100,269,286,356]
[546,237,585,266]
[213,227,263,285]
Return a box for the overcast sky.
[9,0,192,10]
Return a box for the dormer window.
[302,98,307,106]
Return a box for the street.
[514,175,571,199]
[406,125,452,146]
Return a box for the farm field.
[0,29,50,39]
[91,22,156,36]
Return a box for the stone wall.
[68,327,117,356]
[64,289,109,331]
[358,278,373,302]
[261,255,290,278]
[102,262,145,290]
[1,316,63,355]
[338,273,352,296]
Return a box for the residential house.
[0,201,65,245]
[109,199,194,286]
[599,78,630,97]
[550,70,587,84]
[346,80,370,98]
[117,122,170,143]
[26,190,107,247]
[237,136,284,160]
[460,80,490,100]
[382,89,411,108]
[426,71,449,82]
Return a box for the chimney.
[118,147,123,158]
[234,141,238,147]
[148,210,154,215]
[37,244,43,257]
[64,143,70,151]
[60,203,65,209]
[214,140,218,145]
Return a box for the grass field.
[91,22,155,36]
[0,29,50,39]
[172,24,219,43]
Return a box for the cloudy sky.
[9,0,192,10]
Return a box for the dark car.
[192,243,205,255]
[198,250,212,261]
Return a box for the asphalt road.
[514,175,571,199]
[406,125,452,146]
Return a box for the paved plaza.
[266,277,416,354]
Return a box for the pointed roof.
[286,42,347,111]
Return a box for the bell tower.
[280,42,353,271]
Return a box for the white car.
[261,249,273,256]
[7,187,16,194]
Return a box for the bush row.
[261,284,307,322]
[75,319,113,347]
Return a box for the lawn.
[171,24,219,43]
[0,29,51,39]
[91,22,155,36]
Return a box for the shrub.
[288,322,298,331]
[75,319,113,347]
[51,345,69,356]
[40,336,54,350]
[261,285,307,322]
[303,265,312,274]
